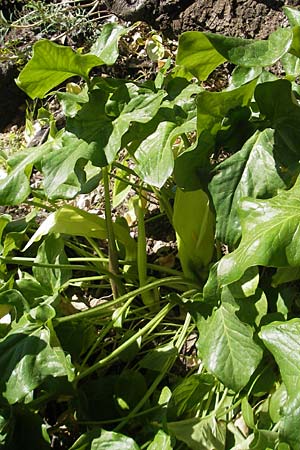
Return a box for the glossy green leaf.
[228,267,259,298]
[0,318,74,404]
[280,397,300,450]
[260,319,300,399]
[176,31,226,81]
[255,79,300,172]
[261,320,300,449]
[33,235,71,294]
[91,430,140,450]
[284,6,300,26]
[40,132,101,199]
[139,343,178,372]
[209,129,286,247]
[198,303,263,391]
[272,267,300,287]
[242,397,255,429]
[0,143,51,205]
[112,165,131,208]
[205,27,293,67]
[24,205,136,260]
[173,188,214,280]
[16,40,103,99]
[281,53,300,81]
[90,22,127,65]
[249,429,278,450]
[197,80,256,138]
[168,416,226,450]
[0,290,29,321]
[230,66,262,88]
[68,84,165,166]
[134,121,175,188]
[218,177,300,286]
[177,28,292,81]
[170,374,214,417]
[147,430,172,450]
[269,383,288,423]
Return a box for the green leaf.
[0,318,74,404]
[249,429,278,450]
[170,374,215,417]
[68,84,165,166]
[112,164,131,208]
[69,429,103,450]
[16,40,103,99]
[177,28,292,80]
[228,267,259,298]
[168,416,226,450]
[281,53,300,81]
[283,6,300,26]
[269,383,288,423]
[32,234,71,294]
[139,343,178,372]
[0,290,29,321]
[197,80,256,139]
[280,397,300,450]
[0,143,51,205]
[147,430,172,450]
[173,188,214,279]
[272,267,300,287]
[90,23,128,65]
[134,121,175,188]
[205,27,293,67]
[218,177,300,286]
[260,319,300,399]
[209,129,286,247]
[198,304,263,391]
[230,66,262,88]
[176,31,226,81]
[255,79,300,172]
[91,430,140,450]
[24,205,136,261]
[41,132,101,199]
[242,397,255,429]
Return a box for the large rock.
[104,0,300,38]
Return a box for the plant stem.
[55,276,183,324]
[79,295,133,370]
[74,302,173,383]
[133,195,155,308]
[114,312,192,432]
[103,166,124,298]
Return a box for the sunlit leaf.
[17,40,103,99]
[168,416,226,450]
[209,129,286,248]
[218,176,300,286]
[91,430,140,450]
[173,188,214,279]
[90,22,128,65]
[198,303,263,391]
[24,205,136,261]
[0,318,74,404]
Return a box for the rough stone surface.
[104,0,300,38]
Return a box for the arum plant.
[2,7,300,448]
